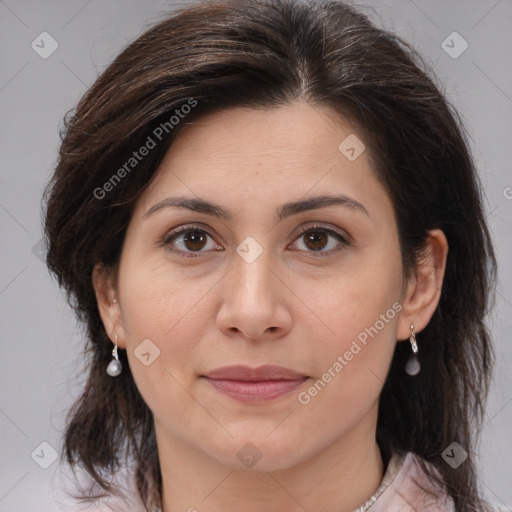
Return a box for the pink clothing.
[354,449,510,512]
[61,449,510,511]
[353,450,455,511]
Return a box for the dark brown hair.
[43,0,497,510]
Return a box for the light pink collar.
[352,449,455,512]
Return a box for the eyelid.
[292,222,349,243]
[160,222,350,258]
[288,223,350,257]
[160,222,218,246]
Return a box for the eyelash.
[160,223,350,259]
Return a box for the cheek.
[116,247,223,396]
[116,254,207,423]
[118,243,203,338]
[299,253,401,343]
[294,243,403,388]
[295,294,399,433]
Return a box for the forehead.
[165,102,359,167]
[134,101,391,223]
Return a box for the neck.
[157,410,385,512]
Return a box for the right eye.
[162,224,223,258]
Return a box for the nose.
[216,248,293,342]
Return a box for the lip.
[204,364,307,381]
[201,365,309,403]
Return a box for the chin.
[205,431,310,472]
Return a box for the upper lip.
[203,365,307,381]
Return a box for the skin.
[93,101,448,512]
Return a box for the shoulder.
[53,466,149,512]
[388,451,456,511]
[353,450,455,511]
[378,451,511,512]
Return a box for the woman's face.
[104,101,413,471]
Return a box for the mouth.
[200,365,309,403]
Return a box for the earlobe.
[396,229,448,341]
[91,263,126,348]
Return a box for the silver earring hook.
[409,324,418,354]
[112,334,119,360]
[405,323,421,376]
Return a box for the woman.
[43,0,509,511]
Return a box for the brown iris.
[303,230,328,251]
[183,230,208,251]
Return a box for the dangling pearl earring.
[405,323,421,376]
[106,334,122,377]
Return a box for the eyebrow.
[143,193,369,221]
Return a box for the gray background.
[0,0,511,510]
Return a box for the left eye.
[291,226,349,256]
[162,224,349,258]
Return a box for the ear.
[91,263,127,349]
[396,229,449,341]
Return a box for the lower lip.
[203,377,308,403]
